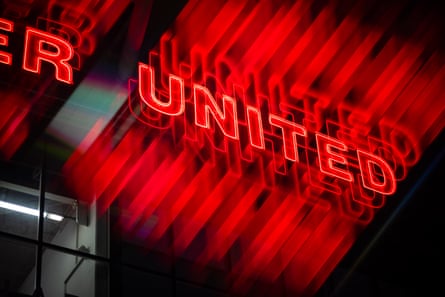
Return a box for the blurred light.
[45,213,64,222]
[0,200,64,222]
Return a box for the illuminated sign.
[0,16,397,198]
[133,63,396,195]
[0,18,75,84]
[60,1,445,295]
[1,1,444,296]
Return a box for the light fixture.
[0,200,64,222]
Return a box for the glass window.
[19,248,109,297]
[0,237,36,296]
[0,184,39,240]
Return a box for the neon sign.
[0,16,421,199]
[2,1,444,296]
[70,1,440,295]
[133,63,396,195]
[0,18,75,84]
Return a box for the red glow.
[0,91,31,159]
[132,66,396,194]
[138,63,185,116]
[0,0,132,159]
[0,18,77,84]
[246,106,265,149]
[47,0,131,56]
[357,149,396,195]
[193,84,239,140]
[62,1,445,296]
[0,18,13,65]
[269,114,307,162]
[23,27,75,84]
[316,133,353,182]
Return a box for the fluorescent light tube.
[0,200,64,222]
[45,213,64,222]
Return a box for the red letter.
[194,84,239,140]
[316,133,353,182]
[138,63,185,116]
[247,106,265,149]
[269,114,306,162]
[23,27,74,84]
[357,150,396,195]
[0,18,13,65]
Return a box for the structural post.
[33,144,46,297]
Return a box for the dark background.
[324,128,444,296]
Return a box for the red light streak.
[133,64,397,195]
[58,1,445,296]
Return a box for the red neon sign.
[57,1,444,296]
[134,64,396,195]
[0,18,13,65]
[0,0,132,159]
[0,18,76,84]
